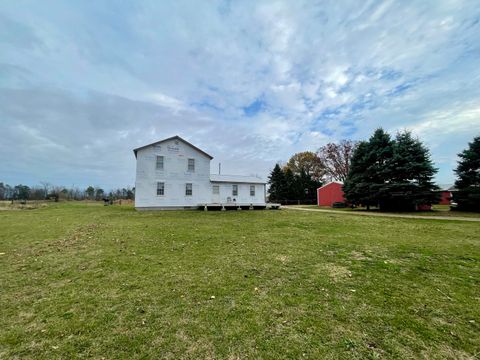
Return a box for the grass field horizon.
[294,204,480,218]
[1,202,479,359]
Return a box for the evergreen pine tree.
[365,129,394,205]
[283,168,298,201]
[344,129,438,211]
[453,136,480,211]
[268,164,286,202]
[299,170,322,203]
[380,131,438,210]
[284,152,324,203]
[344,129,393,208]
[343,141,373,207]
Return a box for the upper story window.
[232,184,238,196]
[185,183,193,196]
[187,158,195,172]
[157,182,165,196]
[156,156,164,170]
[250,185,255,196]
[212,185,220,194]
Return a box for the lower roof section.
[210,174,266,184]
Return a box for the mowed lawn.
[1,203,479,359]
[296,204,480,218]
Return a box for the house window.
[213,185,220,194]
[157,182,164,196]
[185,183,193,196]
[156,156,164,170]
[187,158,195,172]
[232,184,238,196]
[250,185,255,196]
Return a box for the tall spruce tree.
[296,170,321,202]
[269,162,322,204]
[284,152,323,203]
[268,164,286,202]
[365,128,394,190]
[453,136,480,211]
[283,168,298,201]
[344,129,394,208]
[379,131,438,211]
[344,129,438,211]
[343,141,373,207]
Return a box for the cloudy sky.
[1,0,479,189]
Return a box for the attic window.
[156,156,164,170]
[188,158,195,172]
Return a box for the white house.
[133,136,267,210]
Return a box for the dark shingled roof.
[133,135,214,159]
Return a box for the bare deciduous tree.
[40,181,51,199]
[317,140,358,182]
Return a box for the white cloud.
[409,104,480,140]
[148,93,186,113]
[325,67,350,88]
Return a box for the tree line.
[268,140,357,204]
[0,183,134,202]
[268,130,480,212]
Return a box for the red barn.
[436,184,454,205]
[438,191,452,205]
[317,181,345,207]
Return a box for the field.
[1,203,479,359]
[297,204,480,219]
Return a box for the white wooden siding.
[134,137,266,209]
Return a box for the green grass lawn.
[1,202,479,359]
[297,204,480,218]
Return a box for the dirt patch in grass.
[275,254,290,263]
[383,258,404,265]
[350,250,371,261]
[321,263,352,282]
[11,223,107,259]
[423,344,474,360]
[52,223,102,249]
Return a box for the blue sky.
[1,0,479,189]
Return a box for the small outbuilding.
[436,184,454,205]
[317,181,345,207]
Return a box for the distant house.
[317,181,345,207]
[133,135,266,210]
[436,184,455,205]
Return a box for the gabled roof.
[437,184,455,191]
[133,135,214,159]
[317,181,343,190]
[210,174,266,184]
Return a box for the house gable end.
[133,135,214,160]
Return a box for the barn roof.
[210,174,266,184]
[317,181,343,190]
[437,183,455,191]
[133,135,214,159]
